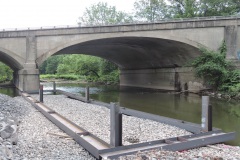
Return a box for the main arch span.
[0,16,239,92]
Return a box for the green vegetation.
[133,0,240,21]
[79,0,240,25]
[0,62,13,83]
[191,42,240,96]
[40,74,84,81]
[79,2,133,26]
[40,55,119,84]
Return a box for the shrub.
[190,41,240,95]
[191,47,230,90]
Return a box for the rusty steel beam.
[20,92,111,159]
[100,131,235,159]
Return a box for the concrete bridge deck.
[0,16,239,92]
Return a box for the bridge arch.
[0,47,24,71]
[36,34,203,69]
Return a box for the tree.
[167,0,240,18]
[99,59,118,75]
[197,0,240,17]
[78,2,133,26]
[39,55,64,74]
[167,0,199,18]
[0,62,13,83]
[57,54,101,78]
[134,0,170,22]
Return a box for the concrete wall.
[120,69,176,91]
[120,67,204,92]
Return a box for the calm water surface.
[1,83,239,145]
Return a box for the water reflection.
[0,87,19,97]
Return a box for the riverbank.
[1,93,240,159]
[202,90,240,101]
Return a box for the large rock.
[0,116,18,160]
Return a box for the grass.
[40,74,85,81]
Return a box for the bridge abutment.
[120,68,204,92]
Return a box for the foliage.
[40,55,64,74]
[167,0,240,18]
[220,70,240,95]
[0,62,13,83]
[191,47,230,89]
[40,54,119,84]
[40,74,84,81]
[134,0,170,22]
[78,2,133,26]
[197,0,240,17]
[191,43,240,95]
[167,0,198,18]
[99,59,118,75]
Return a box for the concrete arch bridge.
[0,16,239,92]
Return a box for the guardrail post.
[201,96,212,132]
[85,86,90,102]
[110,103,122,147]
[39,85,43,103]
[53,81,56,94]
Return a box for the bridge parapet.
[0,15,240,32]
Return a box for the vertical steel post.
[85,86,90,102]
[53,81,56,94]
[208,104,212,131]
[201,96,212,132]
[110,102,122,147]
[39,85,43,103]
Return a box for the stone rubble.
[0,93,239,159]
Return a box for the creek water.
[1,82,239,145]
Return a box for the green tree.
[78,2,133,26]
[99,59,118,75]
[168,0,199,18]
[197,0,240,17]
[57,55,101,80]
[167,0,240,18]
[0,62,13,83]
[134,0,170,22]
[40,55,64,74]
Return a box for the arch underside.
[0,51,23,71]
[55,37,201,70]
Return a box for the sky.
[0,0,135,30]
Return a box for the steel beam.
[100,132,235,159]
[21,92,111,159]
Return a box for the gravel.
[31,94,191,145]
[0,93,94,160]
[1,93,240,159]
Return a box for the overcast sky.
[0,0,135,29]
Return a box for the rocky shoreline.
[202,91,240,101]
[0,93,240,159]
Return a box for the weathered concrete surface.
[120,67,204,92]
[0,17,239,92]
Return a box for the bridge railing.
[1,15,240,32]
